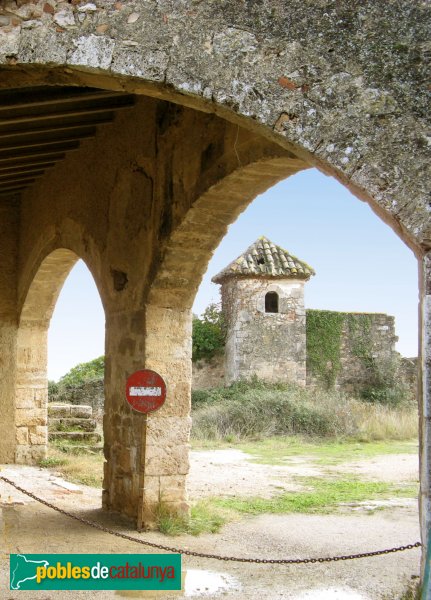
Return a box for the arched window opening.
[265,291,279,313]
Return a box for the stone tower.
[212,237,314,385]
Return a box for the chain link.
[0,475,421,565]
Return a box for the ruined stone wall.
[221,277,306,385]
[337,313,399,393]
[50,378,105,420]
[306,310,404,394]
[192,310,417,398]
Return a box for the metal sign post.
[125,369,167,531]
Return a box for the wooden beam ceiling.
[0,86,135,197]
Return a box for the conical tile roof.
[212,236,315,283]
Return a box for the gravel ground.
[0,448,421,599]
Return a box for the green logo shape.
[10,554,181,590]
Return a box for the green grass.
[156,501,228,536]
[212,476,418,516]
[234,437,418,466]
[38,446,103,487]
[38,456,68,468]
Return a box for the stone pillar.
[420,252,431,587]
[0,317,17,463]
[0,203,18,463]
[103,306,191,526]
[15,322,48,463]
[143,304,192,525]
[103,309,145,520]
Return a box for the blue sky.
[48,168,419,381]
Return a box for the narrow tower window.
[265,291,279,313]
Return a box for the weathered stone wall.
[0,201,19,464]
[306,311,401,393]
[15,249,77,464]
[9,95,292,523]
[221,277,306,385]
[192,309,414,395]
[337,313,399,393]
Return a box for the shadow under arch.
[15,248,104,465]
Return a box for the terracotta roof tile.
[212,236,315,283]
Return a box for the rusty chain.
[0,475,421,565]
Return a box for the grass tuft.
[38,446,103,487]
[156,501,227,536]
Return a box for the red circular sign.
[125,369,167,414]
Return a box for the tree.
[58,355,105,387]
[192,303,225,362]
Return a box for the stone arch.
[0,1,428,250]
[147,154,306,310]
[15,248,102,464]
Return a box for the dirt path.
[0,449,420,599]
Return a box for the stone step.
[48,431,102,444]
[57,445,104,455]
[48,404,93,419]
[49,418,97,432]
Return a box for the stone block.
[48,404,71,417]
[158,475,187,503]
[70,405,92,418]
[16,388,44,409]
[146,416,191,446]
[29,426,47,445]
[16,426,29,445]
[145,444,189,476]
[16,408,46,427]
[114,446,137,474]
[15,444,46,465]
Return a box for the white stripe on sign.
[129,386,162,397]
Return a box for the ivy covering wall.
[306,310,345,389]
[306,309,404,403]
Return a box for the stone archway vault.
[0,0,429,588]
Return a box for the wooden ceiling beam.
[0,146,78,162]
[0,96,134,124]
[0,170,44,181]
[0,161,56,174]
[0,115,114,137]
[0,126,97,146]
[0,88,131,110]
[0,137,88,155]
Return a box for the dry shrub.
[191,381,417,442]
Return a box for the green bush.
[192,303,225,362]
[48,380,59,396]
[359,356,410,407]
[58,356,105,388]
